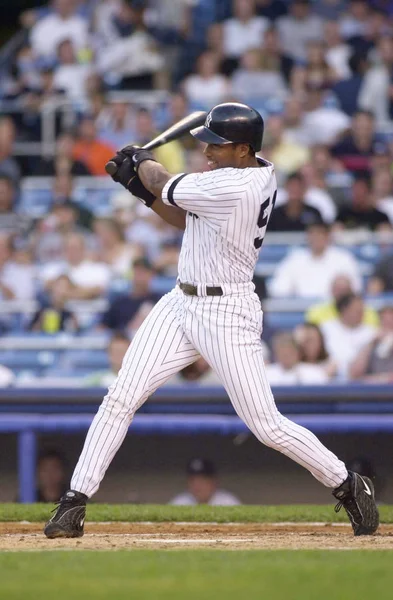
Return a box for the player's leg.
[188,294,378,535]
[189,295,346,487]
[44,290,199,538]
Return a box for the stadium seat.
[60,350,109,371]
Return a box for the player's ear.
[238,143,249,158]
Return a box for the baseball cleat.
[44,490,87,539]
[333,471,379,536]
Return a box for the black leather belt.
[179,282,223,296]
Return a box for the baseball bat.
[105,110,207,176]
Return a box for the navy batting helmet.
[191,102,264,152]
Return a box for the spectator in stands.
[40,232,111,299]
[372,168,393,224]
[153,239,180,277]
[0,233,36,302]
[0,174,16,220]
[332,52,369,117]
[0,117,21,186]
[183,51,230,108]
[85,332,130,387]
[267,172,322,232]
[301,82,351,146]
[29,274,78,334]
[35,132,92,176]
[30,0,89,60]
[307,274,379,327]
[97,101,136,150]
[258,26,294,85]
[165,357,221,386]
[335,173,391,232]
[331,110,377,174]
[170,458,241,506]
[93,217,142,277]
[269,218,362,298]
[52,39,93,102]
[367,252,393,295]
[96,1,164,90]
[100,257,160,334]
[0,364,15,387]
[358,35,393,125]
[265,332,329,385]
[320,293,377,379]
[298,162,337,223]
[220,0,269,74]
[349,304,393,383]
[276,0,324,62]
[231,48,288,103]
[291,41,338,96]
[72,116,115,176]
[0,175,31,237]
[324,20,352,81]
[264,116,309,181]
[294,323,337,379]
[134,108,185,173]
[340,0,370,40]
[256,0,287,21]
[282,97,309,147]
[36,449,68,503]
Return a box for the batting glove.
[108,153,156,207]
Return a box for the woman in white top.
[93,217,141,277]
[182,51,230,108]
[294,323,337,379]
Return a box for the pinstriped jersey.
[162,158,277,285]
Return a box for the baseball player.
[44,103,379,538]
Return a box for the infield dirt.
[1,522,393,551]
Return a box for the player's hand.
[120,145,157,172]
[108,153,156,207]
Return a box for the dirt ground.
[1,523,393,551]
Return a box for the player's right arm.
[150,196,186,230]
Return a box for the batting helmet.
[191,102,264,152]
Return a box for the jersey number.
[254,190,277,249]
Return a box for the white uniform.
[71,160,347,496]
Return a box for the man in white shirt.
[269,218,362,298]
[52,39,92,101]
[276,0,324,62]
[358,36,393,126]
[266,332,329,385]
[0,233,36,301]
[321,293,377,380]
[170,458,241,506]
[222,0,269,60]
[30,0,89,60]
[40,232,110,299]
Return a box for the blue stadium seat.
[17,188,52,218]
[60,350,109,371]
[0,350,59,371]
[264,312,305,331]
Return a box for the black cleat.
[333,471,379,536]
[44,490,87,539]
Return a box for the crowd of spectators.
[0,0,393,387]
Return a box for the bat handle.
[105,160,119,176]
[105,142,150,176]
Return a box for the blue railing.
[1,384,392,503]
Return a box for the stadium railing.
[0,384,392,502]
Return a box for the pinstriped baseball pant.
[71,287,348,496]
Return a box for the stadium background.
[0,0,393,505]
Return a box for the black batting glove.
[108,153,156,207]
[120,145,157,172]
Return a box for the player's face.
[188,475,216,504]
[203,143,249,170]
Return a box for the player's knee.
[258,420,286,451]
